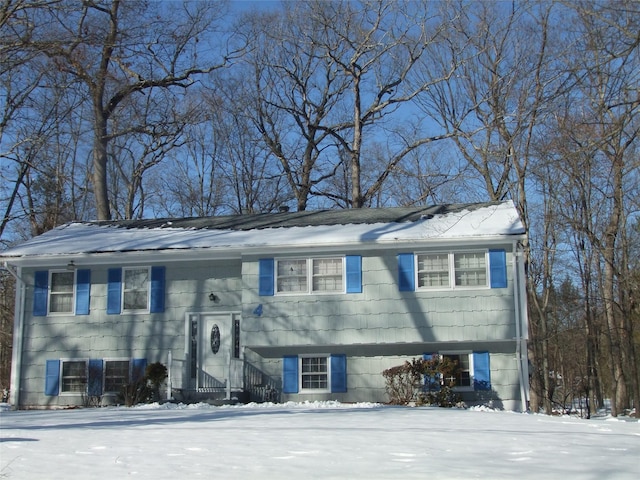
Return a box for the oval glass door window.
[210,324,221,354]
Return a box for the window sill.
[298,389,331,394]
[451,386,474,393]
[416,285,490,292]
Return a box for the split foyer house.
[1,201,530,411]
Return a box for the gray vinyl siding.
[16,243,523,409]
[246,350,523,410]
[242,248,516,350]
[18,260,244,408]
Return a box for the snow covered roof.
[1,201,525,264]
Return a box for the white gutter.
[513,242,530,412]
[3,262,25,410]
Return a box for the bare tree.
[309,0,453,208]
[153,114,227,218]
[151,76,287,218]
[13,0,238,220]
[239,4,350,211]
[0,0,59,240]
[416,0,569,413]
[559,0,640,416]
[107,90,190,219]
[213,81,290,214]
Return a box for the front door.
[189,312,242,392]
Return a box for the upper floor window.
[312,258,343,292]
[34,269,90,317]
[107,266,164,315]
[277,259,308,293]
[454,252,487,287]
[49,271,75,313]
[417,253,450,289]
[276,257,344,294]
[416,251,488,290]
[123,267,150,312]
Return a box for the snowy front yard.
[1,401,639,479]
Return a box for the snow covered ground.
[1,401,639,480]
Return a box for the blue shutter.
[259,259,275,296]
[131,358,148,383]
[330,354,347,393]
[282,355,298,393]
[45,360,60,396]
[88,359,103,396]
[107,268,122,314]
[150,266,165,313]
[345,256,362,293]
[33,271,48,316]
[422,353,440,391]
[398,253,415,291]
[473,352,491,391]
[75,269,91,315]
[489,249,507,288]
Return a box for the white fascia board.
[2,233,525,269]
[248,234,526,257]
[0,248,241,269]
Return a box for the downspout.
[3,262,25,410]
[513,242,530,412]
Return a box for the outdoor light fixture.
[66,261,76,270]
[209,292,219,302]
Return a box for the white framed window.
[277,259,308,293]
[416,251,488,290]
[49,270,75,314]
[122,267,150,312]
[454,252,487,287]
[441,353,472,389]
[276,257,345,294]
[104,359,130,393]
[417,253,450,289]
[299,355,330,392]
[312,258,343,292]
[60,359,88,394]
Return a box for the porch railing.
[244,362,281,403]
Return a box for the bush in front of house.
[145,362,168,402]
[382,358,424,405]
[120,361,167,407]
[383,356,462,408]
[120,376,152,407]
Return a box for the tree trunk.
[93,115,111,221]
[602,154,625,416]
[350,73,362,209]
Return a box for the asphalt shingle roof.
[0,201,525,260]
[89,203,497,231]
